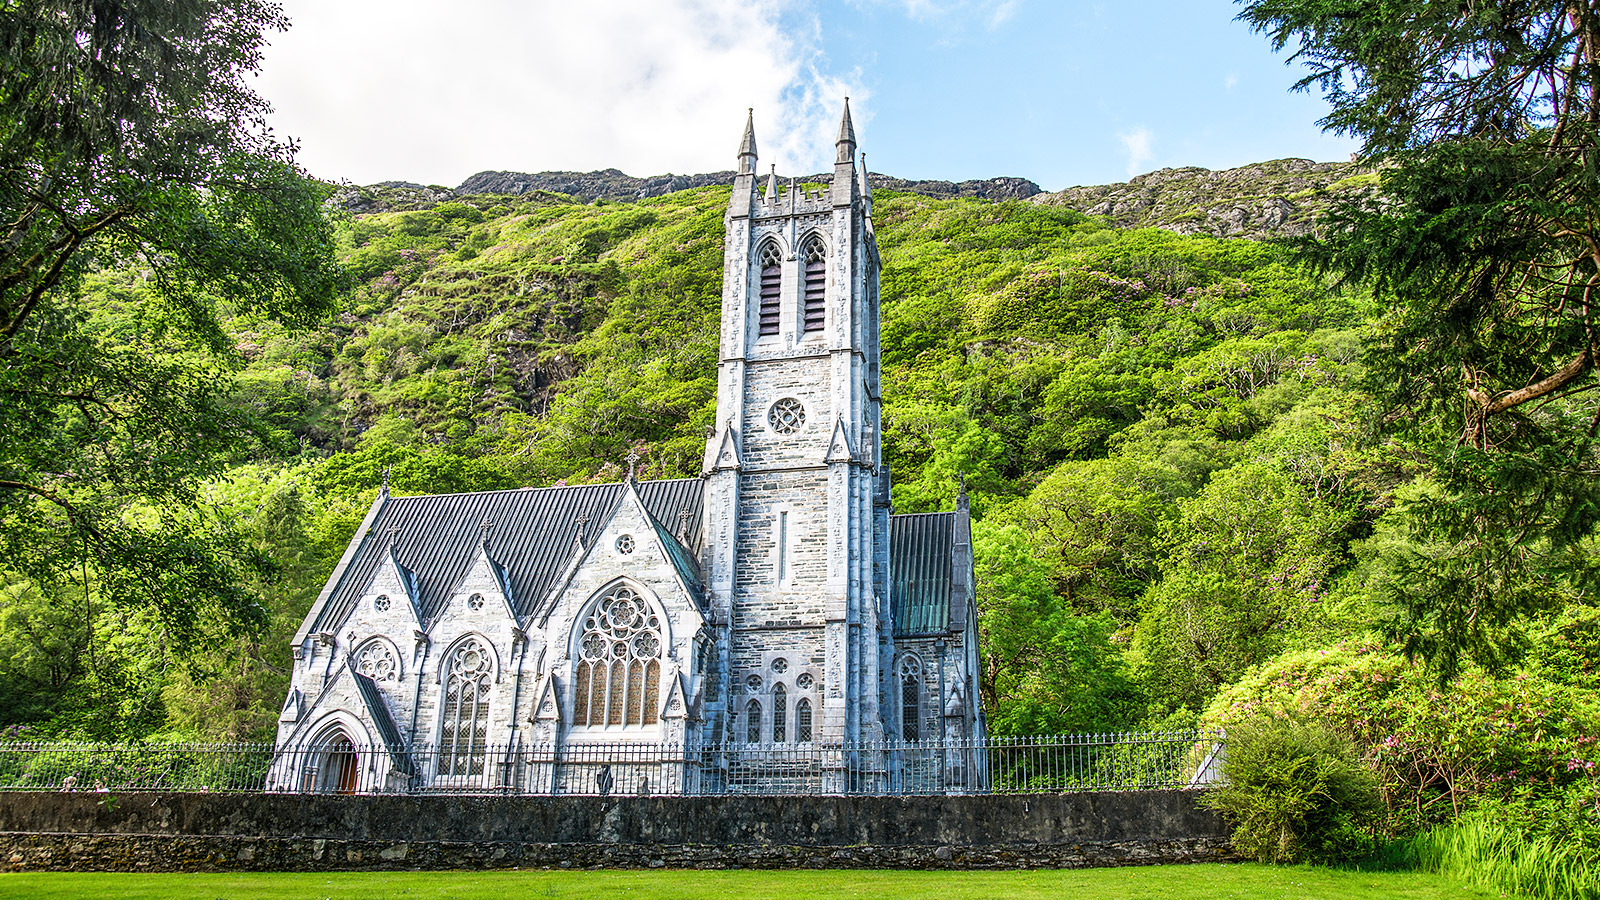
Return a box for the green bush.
[1398,806,1600,900]
[1200,717,1381,863]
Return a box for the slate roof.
[351,671,414,772]
[311,479,705,634]
[889,511,956,637]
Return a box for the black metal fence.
[0,731,1224,796]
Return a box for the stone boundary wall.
[0,791,1232,872]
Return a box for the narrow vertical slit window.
[758,241,782,336]
[899,655,922,743]
[802,237,826,332]
[772,684,787,742]
[776,510,787,584]
[796,698,813,742]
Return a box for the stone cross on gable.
[385,525,401,547]
[625,449,641,483]
[478,517,494,547]
[576,510,592,544]
[676,507,692,542]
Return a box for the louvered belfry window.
[757,240,782,336]
[572,586,662,728]
[802,237,826,332]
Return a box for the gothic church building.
[273,105,984,793]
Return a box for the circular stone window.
[796,672,814,689]
[616,534,635,555]
[467,593,486,611]
[768,397,806,435]
[373,595,391,612]
[746,674,762,690]
[771,658,788,674]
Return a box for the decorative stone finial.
[625,449,642,483]
[576,510,592,545]
[738,108,758,175]
[478,517,494,546]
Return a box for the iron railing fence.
[0,730,1224,796]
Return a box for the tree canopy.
[0,1,346,654]
[1239,0,1600,677]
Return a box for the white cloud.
[1224,73,1239,91]
[988,1,1018,28]
[851,0,1019,27]
[1119,127,1154,176]
[253,0,866,186]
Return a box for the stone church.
[272,104,985,794]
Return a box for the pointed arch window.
[757,240,782,336]
[796,698,813,742]
[802,236,826,332]
[572,586,662,728]
[899,655,922,742]
[772,684,787,742]
[746,699,762,744]
[441,638,492,775]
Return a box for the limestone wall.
[0,791,1231,872]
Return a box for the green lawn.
[0,865,1514,900]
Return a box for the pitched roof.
[311,478,704,633]
[352,672,414,773]
[889,511,955,637]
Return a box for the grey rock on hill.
[1031,158,1370,240]
[456,169,1043,203]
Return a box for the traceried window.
[757,240,781,337]
[768,398,805,435]
[796,698,814,742]
[441,638,492,775]
[746,699,762,744]
[772,684,787,742]
[354,640,399,682]
[802,236,826,333]
[899,655,922,742]
[572,586,662,728]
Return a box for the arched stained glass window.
[441,638,492,775]
[899,655,922,743]
[573,586,662,728]
[354,640,399,682]
[746,699,762,744]
[796,698,813,742]
[802,236,826,332]
[757,241,782,336]
[772,684,787,742]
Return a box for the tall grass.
[1395,814,1600,900]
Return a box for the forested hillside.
[5,174,1597,852]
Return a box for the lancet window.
[441,638,492,775]
[796,698,813,742]
[772,684,787,742]
[572,586,662,728]
[802,236,826,332]
[899,655,922,742]
[757,240,782,336]
[746,699,762,744]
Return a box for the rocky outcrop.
[1031,158,1372,240]
[456,169,735,201]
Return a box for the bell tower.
[702,102,889,749]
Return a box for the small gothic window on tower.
[768,397,806,435]
[802,237,826,332]
[757,240,782,336]
[796,697,814,742]
[746,699,762,744]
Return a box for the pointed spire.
[737,108,758,175]
[835,97,857,164]
[765,164,780,203]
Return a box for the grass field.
[0,865,1516,900]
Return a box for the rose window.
[768,398,806,435]
[355,641,398,682]
[373,595,391,612]
[772,658,788,674]
[746,674,762,690]
[573,586,662,727]
[616,534,635,555]
[467,593,485,611]
[796,672,814,689]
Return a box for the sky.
[251,0,1360,192]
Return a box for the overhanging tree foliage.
[1239,0,1600,677]
[0,1,346,651]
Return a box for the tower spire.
[738,108,758,175]
[835,97,857,164]
[765,164,780,203]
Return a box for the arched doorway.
[306,730,360,794]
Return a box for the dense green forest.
[4,172,1597,852]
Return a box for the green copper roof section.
[890,512,955,637]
